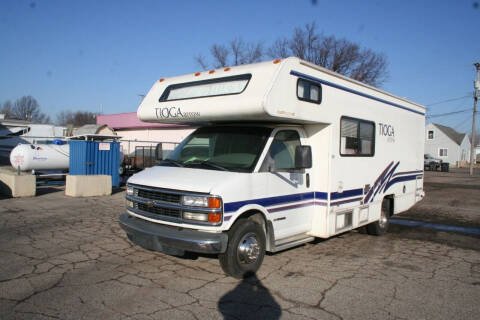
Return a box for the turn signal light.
[208,197,221,209]
[208,213,222,223]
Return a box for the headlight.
[125,199,134,208]
[182,195,208,207]
[127,185,134,195]
[182,196,222,209]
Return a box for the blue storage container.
[69,140,120,187]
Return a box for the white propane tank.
[10,143,70,171]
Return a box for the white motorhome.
[120,57,425,278]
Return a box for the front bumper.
[119,213,228,255]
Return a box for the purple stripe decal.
[331,197,363,206]
[268,201,315,213]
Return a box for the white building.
[96,112,194,156]
[425,123,471,166]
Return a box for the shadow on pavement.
[218,272,281,320]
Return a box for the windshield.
[160,126,272,172]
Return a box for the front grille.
[137,188,181,204]
[137,203,181,218]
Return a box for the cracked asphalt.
[1,169,479,319]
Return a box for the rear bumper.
[119,213,228,255]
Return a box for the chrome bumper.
[119,213,228,255]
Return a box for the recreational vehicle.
[119,57,425,278]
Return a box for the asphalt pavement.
[0,169,479,319]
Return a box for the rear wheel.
[219,219,266,279]
[367,198,391,236]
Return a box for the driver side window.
[260,130,301,172]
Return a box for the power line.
[426,108,472,119]
[425,94,472,106]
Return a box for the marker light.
[224,67,231,71]
[209,70,215,74]
[273,59,281,64]
[208,197,221,209]
[159,78,165,82]
[195,72,201,76]
[208,213,222,223]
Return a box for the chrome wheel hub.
[237,232,260,264]
[379,208,388,228]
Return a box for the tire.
[367,198,391,236]
[219,219,266,279]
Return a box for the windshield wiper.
[161,159,184,167]
[185,160,229,171]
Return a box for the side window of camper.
[340,117,375,156]
[260,130,301,172]
[297,78,321,104]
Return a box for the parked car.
[424,154,442,171]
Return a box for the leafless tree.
[1,96,50,123]
[56,110,97,127]
[230,38,245,66]
[210,44,229,68]
[194,54,208,70]
[266,37,290,59]
[196,22,388,87]
[243,41,264,64]
[271,22,388,86]
[0,100,13,118]
[196,39,264,69]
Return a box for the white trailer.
[120,57,425,278]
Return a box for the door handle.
[306,173,310,188]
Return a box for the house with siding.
[425,123,471,166]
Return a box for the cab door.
[259,128,313,240]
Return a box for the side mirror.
[295,145,312,169]
[155,143,163,161]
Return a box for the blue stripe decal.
[223,169,422,214]
[384,174,421,192]
[331,188,363,200]
[290,70,425,116]
[224,192,315,213]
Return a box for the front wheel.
[219,219,266,279]
[367,198,391,236]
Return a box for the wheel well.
[233,210,274,251]
[383,195,394,217]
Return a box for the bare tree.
[267,37,290,59]
[56,110,97,127]
[0,100,13,118]
[210,44,229,68]
[194,54,208,70]
[243,41,264,64]
[196,22,388,87]
[272,22,388,86]
[196,39,265,69]
[0,96,51,123]
[230,37,245,66]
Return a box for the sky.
[0,0,479,133]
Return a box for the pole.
[469,63,480,176]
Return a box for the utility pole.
[469,62,480,176]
